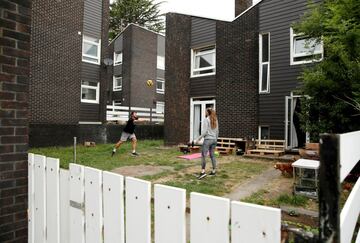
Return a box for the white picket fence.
[28,153,281,243]
[107,105,164,123]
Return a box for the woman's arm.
[196,118,209,142]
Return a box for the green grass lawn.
[30,140,191,171]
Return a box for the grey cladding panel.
[258,0,322,138]
[190,75,216,97]
[113,65,122,76]
[82,62,100,81]
[80,103,100,121]
[83,0,102,38]
[157,69,165,79]
[157,35,165,56]
[114,35,123,52]
[191,17,216,48]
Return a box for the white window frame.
[191,46,216,78]
[156,101,165,114]
[258,126,270,140]
[290,28,323,65]
[157,55,165,70]
[81,81,99,104]
[259,33,270,94]
[113,76,122,91]
[156,79,165,94]
[113,52,123,66]
[82,36,101,65]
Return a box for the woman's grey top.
[197,117,219,141]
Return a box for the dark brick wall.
[29,124,163,147]
[235,0,253,16]
[0,0,31,242]
[30,0,83,125]
[164,13,191,145]
[216,5,259,139]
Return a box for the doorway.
[190,98,216,141]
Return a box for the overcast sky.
[110,0,262,21]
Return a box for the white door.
[190,99,216,141]
[285,94,308,149]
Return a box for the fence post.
[73,137,77,163]
[318,134,340,243]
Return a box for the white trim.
[113,76,122,91]
[190,46,216,78]
[109,23,165,46]
[157,55,165,70]
[79,121,102,125]
[259,33,270,94]
[113,52,123,66]
[156,79,165,94]
[81,81,100,104]
[82,36,101,65]
[258,125,270,140]
[234,1,263,21]
[290,28,323,65]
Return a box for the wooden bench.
[247,139,285,156]
[216,137,243,155]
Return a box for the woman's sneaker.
[209,171,216,176]
[197,172,207,180]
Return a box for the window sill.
[82,58,100,65]
[81,100,99,104]
[190,73,216,78]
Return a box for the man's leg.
[112,132,128,156]
[130,134,139,156]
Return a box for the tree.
[293,0,360,140]
[109,0,165,40]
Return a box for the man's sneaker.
[209,171,216,176]
[131,152,139,156]
[197,172,207,180]
[111,149,116,157]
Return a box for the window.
[191,46,216,77]
[156,101,165,114]
[114,52,123,66]
[259,126,270,140]
[290,28,323,65]
[156,79,165,94]
[82,36,101,65]
[259,33,270,93]
[157,56,165,70]
[113,76,122,91]
[81,81,99,103]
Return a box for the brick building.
[165,0,323,148]
[108,24,165,114]
[29,0,109,146]
[0,0,32,241]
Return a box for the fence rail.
[106,105,164,123]
[28,153,281,243]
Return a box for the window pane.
[195,53,214,69]
[115,77,122,87]
[114,52,122,64]
[262,34,269,62]
[82,81,98,87]
[84,36,99,43]
[156,80,163,90]
[157,56,165,69]
[261,63,268,91]
[82,87,97,100]
[84,42,98,57]
[294,37,320,55]
[156,102,164,113]
[260,126,269,139]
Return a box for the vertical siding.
[157,35,165,57]
[83,0,102,38]
[82,62,100,81]
[191,17,216,48]
[190,76,216,97]
[258,0,321,139]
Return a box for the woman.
[196,108,219,180]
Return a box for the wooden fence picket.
[34,154,46,243]
[28,153,35,243]
[59,169,70,243]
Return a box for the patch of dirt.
[111,165,174,177]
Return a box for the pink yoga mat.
[177,153,204,160]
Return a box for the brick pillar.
[0,0,31,242]
[235,0,252,16]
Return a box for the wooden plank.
[60,169,70,243]
[34,154,46,243]
[125,177,151,243]
[190,192,230,243]
[103,171,125,243]
[340,177,360,243]
[231,201,281,242]
[46,157,60,243]
[84,167,103,243]
[339,131,360,182]
[28,153,35,243]
[69,164,85,243]
[154,184,186,243]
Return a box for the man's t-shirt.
[123,118,136,134]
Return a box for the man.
[112,111,140,156]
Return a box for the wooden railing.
[106,105,164,123]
